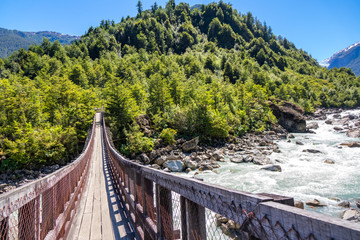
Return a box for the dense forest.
[1,1,360,172]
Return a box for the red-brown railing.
[103,115,360,240]
[0,115,96,240]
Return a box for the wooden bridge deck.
[67,113,137,240]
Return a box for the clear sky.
[1,0,359,61]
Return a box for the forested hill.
[1,1,360,171]
[0,27,79,58]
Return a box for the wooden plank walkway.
[67,113,137,240]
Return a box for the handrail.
[103,114,360,240]
[0,115,97,240]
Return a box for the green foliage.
[125,124,154,154]
[160,128,177,145]
[1,1,360,163]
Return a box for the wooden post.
[156,185,174,240]
[181,198,206,240]
[180,196,187,240]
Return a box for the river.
[183,109,360,218]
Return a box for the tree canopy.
[1,1,359,171]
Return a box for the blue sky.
[1,0,359,61]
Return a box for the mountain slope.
[321,42,360,76]
[0,27,79,58]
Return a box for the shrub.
[160,128,177,145]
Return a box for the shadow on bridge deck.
[67,113,137,240]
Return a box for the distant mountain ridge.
[0,27,79,58]
[320,41,360,76]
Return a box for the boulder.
[307,122,319,130]
[334,126,343,131]
[338,201,350,208]
[296,141,304,145]
[138,153,150,164]
[261,164,282,172]
[212,151,225,162]
[230,157,244,163]
[340,142,360,148]
[342,209,360,221]
[356,201,360,209]
[287,134,295,139]
[325,119,332,125]
[151,164,161,170]
[302,149,322,154]
[163,160,185,172]
[252,156,271,165]
[270,99,306,133]
[154,156,167,166]
[182,137,199,152]
[346,129,360,138]
[324,159,335,164]
[294,201,304,209]
[306,199,326,207]
[184,159,198,170]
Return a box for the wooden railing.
[103,114,360,240]
[0,115,96,240]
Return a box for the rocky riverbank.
[0,164,62,194]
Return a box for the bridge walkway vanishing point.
[67,113,137,240]
[1,112,360,240]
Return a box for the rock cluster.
[0,164,61,194]
[133,128,288,173]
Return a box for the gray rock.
[151,164,161,170]
[184,159,198,170]
[342,209,360,221]
[138,153,150,164]
[212,151,225,162]
[296,141,304,145]
[325,119,332,125]
[154,156,166,166]
[182,137,199,152]
[253,156,271,165]
[356,201,360,209]
[243,155,254,162]
[338,201,350,208]
[287,134,295,139]
[230,157,244,163]
[270,99,306,133]
[324,159,335,164]
[261,164,282,172]
[302,149,322,154]
[294,201,304,209]
[340,142,360,148]
[346,129,360,138]
[166,154,182,161]
[334,126,343,131]
[306,199,326,207]
[163,160,185,172]
[307,122,319,130]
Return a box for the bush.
[126,124,154,154]
[160,128,177,145]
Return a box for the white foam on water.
[184,109,360,218]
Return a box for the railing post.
[156,185,174,240]
[181,197,206,240]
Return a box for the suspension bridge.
[0,112,359,239]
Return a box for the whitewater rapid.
[184,109,360,218]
